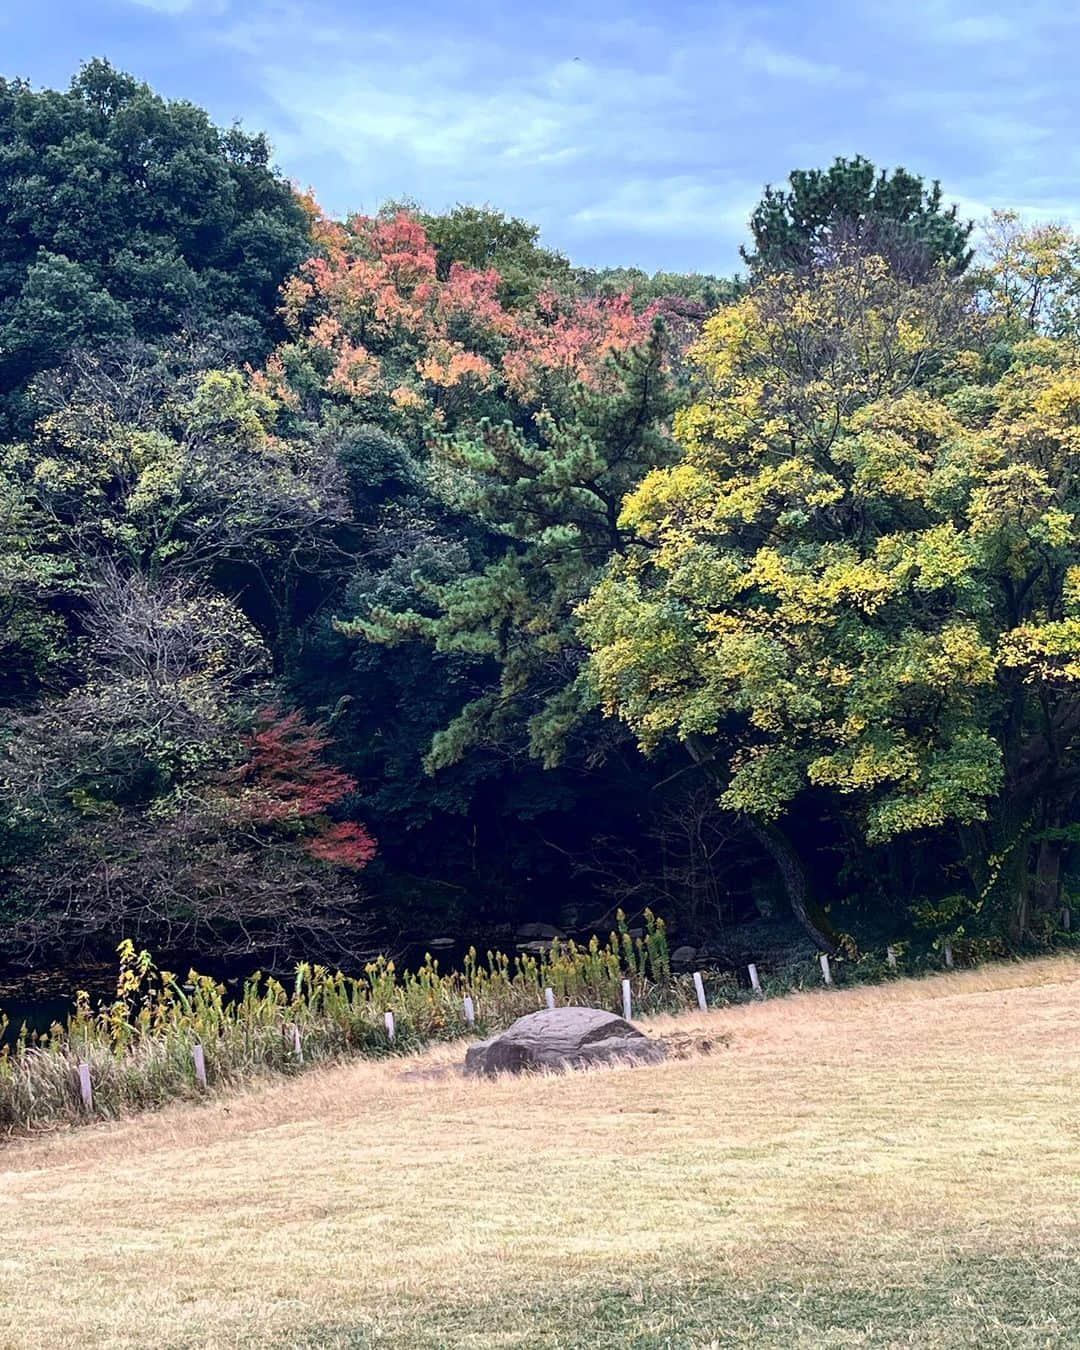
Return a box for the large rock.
[515,922,564,942]
[464,1007,667,1078]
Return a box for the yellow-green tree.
[582,244,1080,946]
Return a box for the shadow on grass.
[277,1247,1080,1348]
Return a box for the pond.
[0,964,116,1044]
[0,930,520,1044]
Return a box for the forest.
[2,59,1079,980]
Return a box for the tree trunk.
[1029,834,1063,929]
[747,819,839,953]
[957,821,991,896]
[679,735,840,953]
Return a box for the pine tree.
[347,324,677,767]
[742,155,973,278]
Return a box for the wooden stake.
[292,1024,303,1063]
[384,1010,395,1043]
[820,953,833,986]
[78,1062,93,1113]
[886,946,897,968]
[621,979,632,1021]
[748,963,762,996]
[944,945,954,969]
[1062,906,1072,932]
[693,971,707,1012]
[463,995,475,1026]
[544,987,555,1011]
[192,1044,207,1090]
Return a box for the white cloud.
[872,0,1078,53]
[570,177,756,237]
[740,40,859,87]
[935,14,1016,44]
[244,33,700,196]
[126,0,214,12]
[183,0,1080,272]
[955,193,1080,233]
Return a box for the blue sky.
[3,0,1079,274]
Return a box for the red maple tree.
[231,707,376,870]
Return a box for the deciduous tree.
[583,245,1080,947]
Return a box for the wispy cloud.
[570,177,756,237]
[124,0,216,12]
[741,39,859,87]
[8,0,1080,272]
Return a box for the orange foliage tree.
[256,206,663,435]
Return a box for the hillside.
[1,956,1077,1348]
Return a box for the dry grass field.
[1,956,1078,1349]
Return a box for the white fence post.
[1062,906,1071,932]
[463,995,475,1027]
[693,971,708,1012]
[748,963,762,996]
[944,945,954,969]
[384,1010,395,1043]
[192,1044,207,1089]
[820,953,833,986]
[77,1062,93,1113]
[292,1024,303,1064]
[544,987,555,1011]
[886,946,897,968]
[621,979,632,1021]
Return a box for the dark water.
[1,993,78,1042]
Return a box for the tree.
[582,244,1080,949]
[742,155,973,278]
[258,203,684,770]
[0,572,375,963]
[0,60,311,431]
[976,210,1080,339]
[420,204,574,306]
[230,706,377,869]
[0,455,73,706]
[253,204,715,938]
[264,203,702,443]
[578,265,737,314]
[349,325,677,768]
[0,336,367,963]
[2,341,352,681]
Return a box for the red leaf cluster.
[305,821,378,869]
[232,707,376,870]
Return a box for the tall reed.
[1,911,684,1133]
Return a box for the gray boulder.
[464,1006,667,1078]
[515,922,564,942]
[670,944,698,969]
[515,941,555,957]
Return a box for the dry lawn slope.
[1,956,1078,1348]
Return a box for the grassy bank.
[2,914,680,1132]
[2,915,1074,1136]
[0,955,1076,1347]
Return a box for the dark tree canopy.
[742,154,974,277]
[0,59,312,431]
